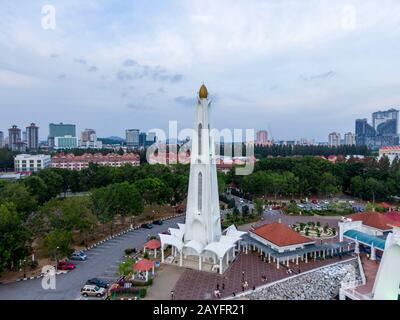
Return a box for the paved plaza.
[172,250,354,300]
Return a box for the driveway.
[0,216,184,300]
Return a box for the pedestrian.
[222,283,225,291]
[216,283,220,290]
[232,292,236,297]
[170,290,174,300]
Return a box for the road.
[0,216,184,300]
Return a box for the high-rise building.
[81,128,96,142]
[0,131,4,148]
[126,129,140,147]
[372,109,398,136]
[328,132,341,147]
[355,109,400,149]
[344,132,355,146]
[48,123,76,147]
[26,123,39,151]
[54,136,78,150]
[256,130,269,145]
[8,125,23,152]
[355,118,376,146]
[139,132,157,147]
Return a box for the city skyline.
[1,1,400,141]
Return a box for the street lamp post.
[23,259,27,278]
[55,246,60,272]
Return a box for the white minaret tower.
[183,84,222,247]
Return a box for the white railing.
[357,255,367,285]
[340,280,372,300]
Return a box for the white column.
[226,252,229,265]
[179,251,183,267]
[286,259,289,267]
[355,240,360,254]
[199,255,202,270]
[371,244,376,261]
[146,271,149,282]
[161,245,165,263]
[268,254,271,263]
[277,258,280,269]
[219,258,223,274]
[296,255,299,265]
[305,254,308,263]
[154,248,157,258]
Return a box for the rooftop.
[348,212,400,231]
[251,221,314,248]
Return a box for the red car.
[57,261,76,270]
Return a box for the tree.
[0,182,37,220]
[319,172,340,197]
[242,205,250,216]
[118,258,135,277]
[41,229,73,261]
[254,199,264,216]
[37,169,63,199]
[364,177,387,203]
[349,176,364,199]
[134,178,172,204]
[24,175,48,204]
[0,202,30,275]
[107,183,144,223]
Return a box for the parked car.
[57,261,76,270]
[141,223,153,229]
[152,220,163,225]
[81,285,106,298]
[86,278,110,288]
[69,251,88,261]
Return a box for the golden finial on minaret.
[199,84,208,99]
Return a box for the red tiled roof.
[251,221,314,247]
[380,146,400,151]
[52,152,139,163]
[349,212,400,230]
[144,239,161,250]
[386,211,400,223]
[133,259,154,272]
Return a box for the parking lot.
[0,216,184,300]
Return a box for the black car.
[86,278,109,289]
[141,223,153,229]
[152,220,163,225]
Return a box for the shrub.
[139,288,147,298]
[147,278,153,286]
[143,251,149,259]
[125,248,135,255]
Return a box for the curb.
[16,270,70,282]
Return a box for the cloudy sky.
[1,0,400,141]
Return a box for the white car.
[81,285,106,298]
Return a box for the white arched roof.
[224,224,247,238]
[169,228,184,240]
[184,240,204,254]
[159,234,184,251]
[219,235,241,245]
[203,241,235,259]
